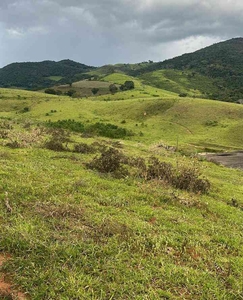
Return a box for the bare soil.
[0,254,27,300]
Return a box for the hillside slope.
[0,38,243,102]
[0,86,243,298]
[0,59,95,90]
[130,38,243,102]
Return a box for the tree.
[65,90,76,97]
[45,88,57,95]
[92,88,99,95]
[120,81,135,91]
[109,84,118,94]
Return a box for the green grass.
[54,80,119,97]
[46,76,63,82]
[0,85,243,299]
[139,69,219,98]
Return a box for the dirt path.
[0,254,27,299]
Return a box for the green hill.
[130,38,243,102]
[0,59,95,90]
[0,84,243,298]
[1,38,243,102]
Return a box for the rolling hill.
[0,81,243,298]
[0,59,95,90]
[130,38,243,102]
[1,38,243,102]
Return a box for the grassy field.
[46,76,63,82]
[52,80,120,98]
[0,82,243,299]
[139,70,219,99]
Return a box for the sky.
[0,0,243,67]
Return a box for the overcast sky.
[0,0,242,67]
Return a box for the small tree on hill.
[92,88,99,95]
[45,88,57,95]
[65,90,76,97]
[120,81,135,91]
[109,84,118,94]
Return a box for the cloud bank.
[0,0,242,67]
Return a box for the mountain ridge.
[0,38,243,101]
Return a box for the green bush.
[45,88,57,95]
[87,148,128,178]
[73,143,96,154]
[147,157,174,182]
[85,122,133,139]
[46,120,134,139]
[45,139,66,152]
[46,120,85,133]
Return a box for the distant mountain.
[1,38,243,102]
[129,38,243,102]
[0,59,95,90]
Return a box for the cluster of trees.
[109,81,134,94]
[120,81,135,91]
[45,88,77,97]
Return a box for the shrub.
[73,143,95,154]
[22,107,30,113]
[91,88,99,95]
[147,157,174,182]
[45,88,57,95]
[44,128,71,152]
[173,166,210,193]
[173,162,211,193]
[179,93,187,97]
[0,130,8,139]
[44,139,66,152]
[6,128,45,149]
[127,157,147,178]
[65,90,76,97]
[85,122,133,139]
[45,120,133,139]
[109,84,118,94]
[6,140,21,149]
[134,156,211,194]
[87,147,128,177]
[46,120,85,133]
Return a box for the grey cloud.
[0,0,242,67]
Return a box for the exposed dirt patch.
[205,151,243,170]
[0,254,28,300]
